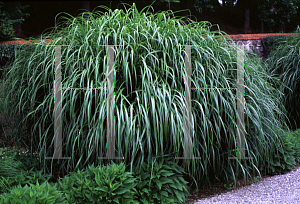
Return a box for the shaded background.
[3,0,300,42]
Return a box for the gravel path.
[192,165,300,204]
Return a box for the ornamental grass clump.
[1,1,294,193]
[263,32,300,131]
[55,162,138,203]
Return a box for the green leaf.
[114,187,128,195]
[160,190,168,197]
[158,169,175,177]
[95,186,108,192]
[156,181,163,190]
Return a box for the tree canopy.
[135,0,299,32]
[255,0,299,28]
[0,2,30,40]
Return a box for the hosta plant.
[0,150,24,179]
[132,155,191,204]
[266,127,300,175]
[0,147,52,194]
[0,148,27,194]
[0,168,52,195]
[0,181,67,204]
[55,161,138,204]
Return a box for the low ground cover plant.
[0,147,52,194]
[0,181,68,204]
[0,1,300,203]
[55,161,138,203]
[131,155,191,204]
[0,153,191,203]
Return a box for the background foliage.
[256,0,299,29]
[0,2,30,41]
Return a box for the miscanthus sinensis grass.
[0,2,294,191]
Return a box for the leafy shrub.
[1,169,50,195]
[278,129,300,163]
[0,147,52,194]
[0,18,15,40]
[0,150,24,178]
[0,181,67,204]
[0,168,52,194]
[56,161,139,204]
[132,156,191,204]
[15,168,52,186]
[0,2,30,41]
[9,144,44,174]
[266,127,300,175]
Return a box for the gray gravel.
[192,165,300,204]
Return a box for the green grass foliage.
[0,2,299,194]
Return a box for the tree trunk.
[12,2,26,39]
[82,1,90,20]
[244,6,252,34]
[261,21,264,33]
